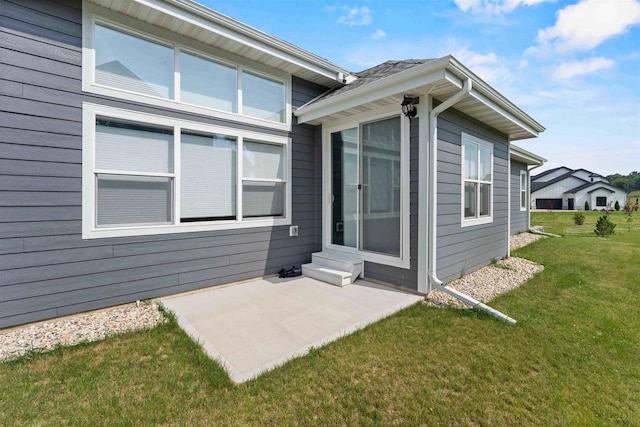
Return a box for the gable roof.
[567,181,623,194]
[587,186,615,194]
[295,55,545,141]
[531,166,572,181]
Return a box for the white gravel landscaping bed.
[0,302,165,363]
[427,233,545,308]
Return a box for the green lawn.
[532,209,638,236]
[1,215,639,425]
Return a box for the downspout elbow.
[427,78,516,324]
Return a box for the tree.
[607,171,640,192]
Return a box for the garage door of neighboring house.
[536,198,562,210]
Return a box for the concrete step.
[311,251,363,280]
[301,263,352,287]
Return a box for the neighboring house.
[0,0,545,329]
[510,145,546,235]
[531,167,626,210]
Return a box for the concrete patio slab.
[160,276,423,383]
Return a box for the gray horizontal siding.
[510,160,528,235]
[0,0,325,328]
[435,107,509,283]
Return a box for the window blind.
[181,132,237,221]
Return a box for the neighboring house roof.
[295,55,545,141]
[531,171,588,192]
[86,0,353,88]
[531,166,572,181]
[510,144,546,166]
[566,181,621,194]
[586,186,615,194]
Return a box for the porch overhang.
[295,56,545,141]
[85,0,352,88]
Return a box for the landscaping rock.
[427,233,545,308]
[0,302,165,362]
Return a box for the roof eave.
[510,144,547,166]
[88,0,352,87]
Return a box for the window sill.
[82,217,291,240]
[461,216,493,228]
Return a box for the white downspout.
[427,78,517,324]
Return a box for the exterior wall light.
[401,95,419,119]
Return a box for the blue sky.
[203,0,640,176]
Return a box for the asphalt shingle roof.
[312,59,433,103]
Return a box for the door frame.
[321,105,411,269]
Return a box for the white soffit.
[86,0,350,88]
[510,145,546,166]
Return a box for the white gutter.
[426,78,517,324]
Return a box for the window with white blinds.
[181,132,237,222]
[242,141,285,218]
[83,105,290,238]
[95,120,174,227]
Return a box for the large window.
[596,196,607,207]
[85,19,289,128]
[520,170,527,211]
[462,134,493,226]
[83,105,290,239]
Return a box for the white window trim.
[82,2,291,132]
[82,103,291,239]
[321,105,411,269]
[520,170,527,211]
[461,133,494,227]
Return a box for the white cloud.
[452,49,512,87]
[337,6,372,26]
[551,57,616,80]
[454,0,551,15]
[532,0,640,54]
[371,29,386,40]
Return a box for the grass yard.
[1,213,639,425]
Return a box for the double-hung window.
[94,119,174,227]
[520,170,527,211]
[83,13,289,129]
[83,105,290,239]
[462,133,493,226]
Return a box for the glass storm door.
[330,116,401,257]
[331,128,358,248]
